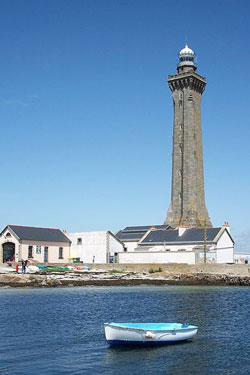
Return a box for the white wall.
[118,251,196,264]
[108,233,124,255]
[234,253,250,264]
[136,244,195,252]
[68,231,124,264]
[123,241,138,252]
[216,231,234,263]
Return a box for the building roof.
[116,225,171,242]
[179,44,195,56]
[140,227,223,245]
[4,225,71,243]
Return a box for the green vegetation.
[109,269,125,274]
[148,267,163,274]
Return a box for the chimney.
[223,221,230,233]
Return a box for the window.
[165,249,170,251]
[77,238,82,245]
[36,245,41,254]
[59,247,63,259]
[178,249,186,252]
[6,232,11,237]
[28,246,33,258]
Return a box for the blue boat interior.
[105,323,197,330]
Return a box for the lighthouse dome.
[179,44,195,57]
[177,44,197,72]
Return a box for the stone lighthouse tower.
[164,45,212,228]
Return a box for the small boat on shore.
[104,322,198,346]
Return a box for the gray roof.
[140,227,223,245]
[116,225,171,241]
[7,225,71,243]
[116,230,146,241]
[123,225,170,232]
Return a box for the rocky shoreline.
[1,269,250,288]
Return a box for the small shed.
[0,225,71,264]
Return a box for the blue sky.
[1,0,250,251]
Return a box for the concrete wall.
[108,233,124,258]
[68,231,124,264]
[137,244,195,252]
[82,263,250,276]
[216,231,234,263]
[234,253,250,264]
[123,241,138,252]
[118,251,195,264]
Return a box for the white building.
[116,224,234,264]
[0,225,71,264]
[67,231,125,264]
[116,225,171,252]
[234,252,250,264]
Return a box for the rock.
[1,270,250,288]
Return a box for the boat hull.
[104,323,198,346]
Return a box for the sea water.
[0,285,250,374]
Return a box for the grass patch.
[148,267,163,274]
[109,269,125,274]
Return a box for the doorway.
[44,247,48,262]
[2,242,15,262]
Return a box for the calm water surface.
[0,285,250,374]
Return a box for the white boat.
[104,322,198,346]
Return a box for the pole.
[204,219,207,264]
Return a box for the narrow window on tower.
[180,124,183,130]
[179,169,182,177]
[179,193,182,200]
[179,92,183,107]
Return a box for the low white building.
[0,225,71,264]
[67,231,125,264]
[234,252,250,264]
[117,224,234,264]
[116,225,171,252]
